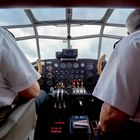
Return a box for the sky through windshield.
[0,8,134,62]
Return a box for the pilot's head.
[126,9,140,34]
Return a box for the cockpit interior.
[0,1,139,139]
[33,48,106,140]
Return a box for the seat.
[0,99,36,140]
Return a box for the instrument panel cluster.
[39,58,99,94]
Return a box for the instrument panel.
[38,58,99,94]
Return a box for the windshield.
[0,8,134,62]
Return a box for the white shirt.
[92,30,140,123]
[0,27,41,107]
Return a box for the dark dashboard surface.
[37,58,99,94]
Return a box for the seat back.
[0,99,36,140]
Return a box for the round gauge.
[46,65,52,71]
[75,69,79,74]
[46,72,53,79]
[60,63,66,68]
[67,62,73,68]
[81,63,85,67]
[47,81,53,86]
[75,74,79,79]
[54,63,59,68]
[87,63,94,70]
[73,62,79,68]
[71,70,74,74]
[80,70,85,74]
[70,74,74,79]
[80,74,84,79]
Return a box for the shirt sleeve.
[92,37,140,116]
[0,29,41,93]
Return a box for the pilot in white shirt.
[0,27,41,107]
[92,10,140,138]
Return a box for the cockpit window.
[0,9,30,26]
[100,38,118,60]
[8,28,34,38]
[17,39,38,62]
[37,26,67,37]
[107,9,134,24]
[71,25,101,37]
[39,39,67,60]
[31,8,65,21]
[104,26,127,36]
[0,8,135,62]
[72,8,107,20]
[71,38,99,59]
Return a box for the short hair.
[126,9,140,33]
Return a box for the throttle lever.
[61,89,66,108]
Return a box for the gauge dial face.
[46,65,52,71]
[73,62,79,68]
[54,63,59,68]
[60,63,66,68]
[81,63,85,67]
[46,72,53,79]
[87,63,94,70]
[67,62,73,68]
